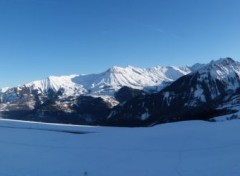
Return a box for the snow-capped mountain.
[73,65,191,95]
[1,58,240,126]
[108,58,240,126]
[0,65,190,124]
[0,65,190,102]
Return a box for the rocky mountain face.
[108,58,240,126]
[1,58,240,126]
[0,65,190,125]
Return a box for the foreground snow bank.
[0,119,239,176]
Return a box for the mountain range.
[0,57,239,126]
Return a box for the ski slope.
[0,119,239,176]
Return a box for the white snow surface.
[0,87,10,93]
[9,65,191,97]
[25,75,86,96]
[0,119,239,176]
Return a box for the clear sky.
[0,0,240,87]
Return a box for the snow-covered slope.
[0,65,191,103]
[0,87,9,93]
[0,119,239,176]
[25,75,86,96]
[73,65,191,95]
[2,58,240,126]
[0,65,191,123]
[109,58,240,124]
[195,57,240,97]
[165,57,240,105]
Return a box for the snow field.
[0,119,239,176]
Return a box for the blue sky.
[0,0,240,87]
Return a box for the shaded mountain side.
[0,95,112,125]
[107,58,240,126]
[114,86,145,103]
[1,58,240,126]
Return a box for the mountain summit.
[108,58,240,126]
[1,58,240,126]
[0,65,190,99]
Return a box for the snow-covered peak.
[189,58,237,73]
[24,75,85,96]
[3,58,240,101]
[0,87,10,94]
[209,57,236,66]
[73,65,191,95]
[187,58,240,99]
[149,66,191,81]
[196,58,240,79]
[107,66,124,73]
[1,65,190,99]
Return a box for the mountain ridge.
[0,65,191,98]
[108,57,240,126]
[1,58,240,126]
